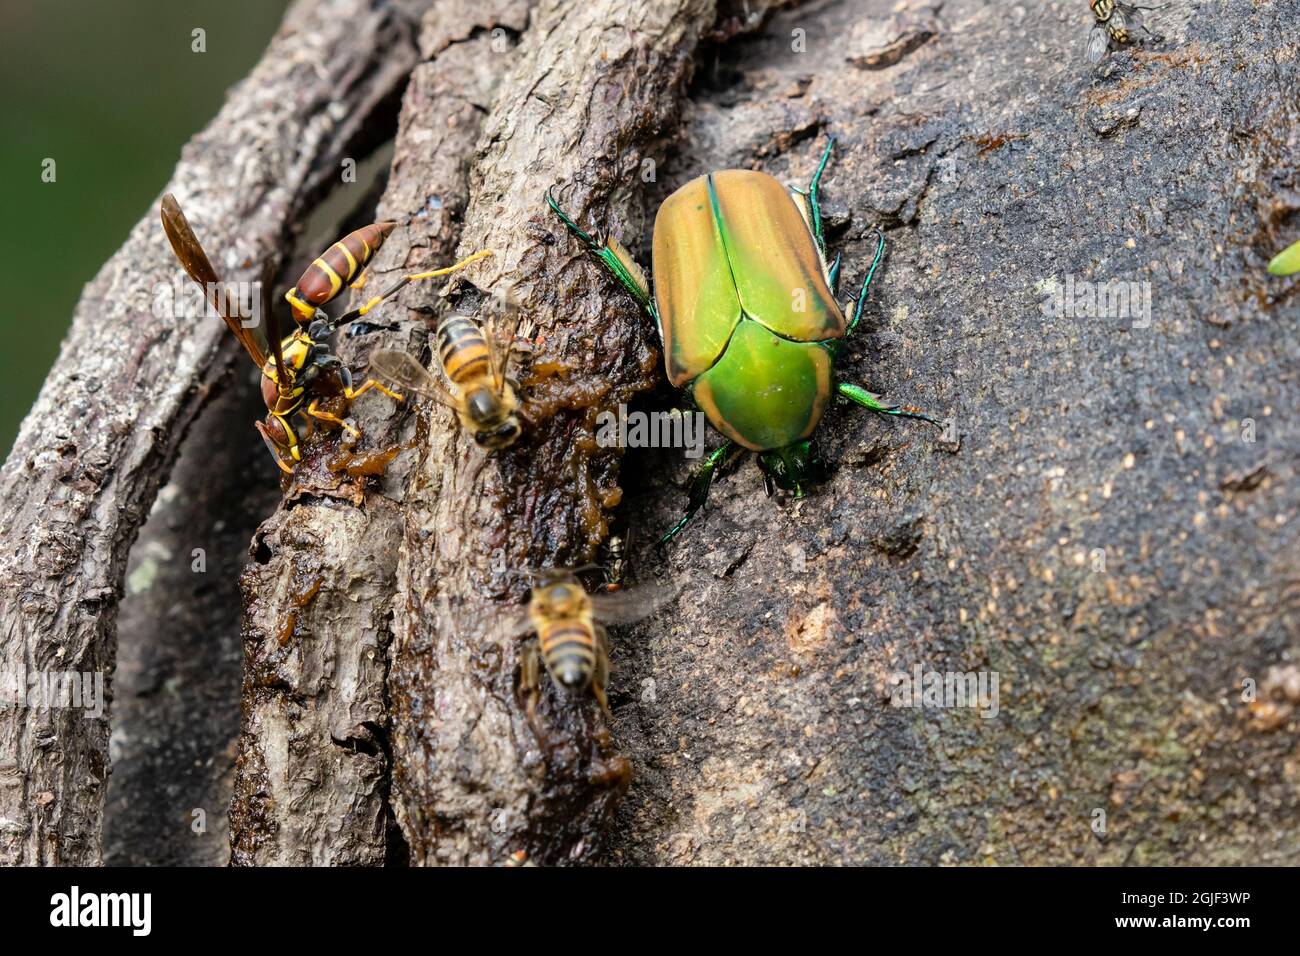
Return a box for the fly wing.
[588,581,675,625]
[160,194,267,368]
[1086,24,1109,62]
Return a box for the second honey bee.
[370,298,526,449]
[507,570,671,713]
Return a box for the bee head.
[466,387,522,449]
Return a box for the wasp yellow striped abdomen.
[370,297,526,450]
[285,222,396,323]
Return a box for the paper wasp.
[369,296,526,450]
[160,194,492,473]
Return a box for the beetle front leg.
[837,382,942,428]
[659,441,736,544]
[545,187,659,324]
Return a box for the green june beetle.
[548,138,940,542]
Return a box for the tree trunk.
[7,0,1299,867]
[0,0,433,867]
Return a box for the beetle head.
[757,441,823,497]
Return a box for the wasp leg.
[344,378,405,403]
[592,625,611,716]
[659,441,736,544]
[545,187,659,324]
[348,249,495,319]
[837,382,942,428]
[843,229,886,338]
[306,399,361,438]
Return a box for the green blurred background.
[0,0,289,459]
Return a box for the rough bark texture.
[384,0,784,867]
[227,0,532,865]
[9,0,1300,868]
[105,379,279,866]
[596,0,1300,864]
[0,0,431,866]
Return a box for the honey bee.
[369,297,526,449]
[508,570,671,713]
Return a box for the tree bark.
[0,0,432,866]
[228,0,534,866]
[9,0,1300,868]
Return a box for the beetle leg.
[837,382,942,428]
[659,441,735,544]
[545,187,659,323]
[844,229,887,338]
[805,136,835,254]
[828,252,843,295]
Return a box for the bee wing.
[160,194,268,368]
[1085,24,1109,62]
[1109,7,1128,32]
[368,348,457,408]
[588,581,676,625]
[484,290,525,392]
[496,605,535,640]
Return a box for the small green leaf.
[1268,238,1300,276]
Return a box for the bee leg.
[659,441,734,544]
[519,642,545,734]
[349,270,369,291]
[306,399,361,439]
[842,228,886,339]
[837,382,942,429]
[545,187,659,324]
[344,378,405,403]
[592,626,611,717]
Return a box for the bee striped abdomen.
[437,314,492,386]
[538,619,597,689]
[287,222,396,321]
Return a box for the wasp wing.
[160,194,267,368]
[588,581,675,625]
[368,348,457,408]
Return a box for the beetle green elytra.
[547,138,940,542]
[1268,238,1300,276]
